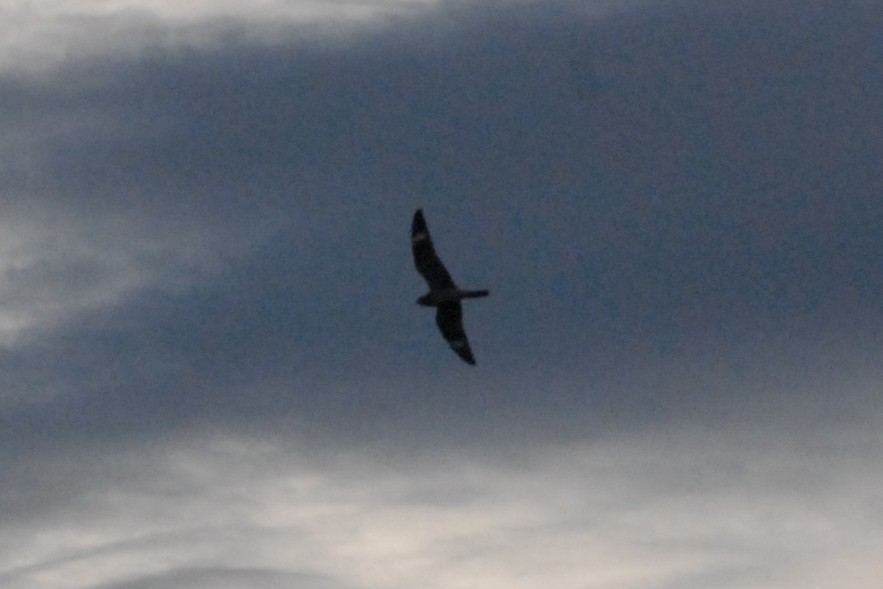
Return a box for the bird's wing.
[412,209,456,291]
[435,302,476,365]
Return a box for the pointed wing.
[412,209,456,291]
[435,302,476,365]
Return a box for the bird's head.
[416,294,433,306]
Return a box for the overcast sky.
[2,0,883,587]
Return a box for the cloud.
[4,0,880,346]
[95,567,351,589]
[1,1,883,588]
[0,0,880,457]
[2,426,882,589]
[0,0,439,72]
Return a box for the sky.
[2,0,883,587]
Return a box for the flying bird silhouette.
[412,208,488,365]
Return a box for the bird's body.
[411,209,488,365]
[416,289,490,307]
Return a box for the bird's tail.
[461,289,489,299]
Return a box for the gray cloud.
[94,567,353,589]
[0,0,880,449]
[2,427,882,589]
[2,1,883,587]
[4,1,881,341]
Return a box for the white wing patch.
[412,231,428,243]
[450,339,467,349]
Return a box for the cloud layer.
[3,426,883,589]
[1,1,883,587]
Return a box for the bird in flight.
[411,208,488,365]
